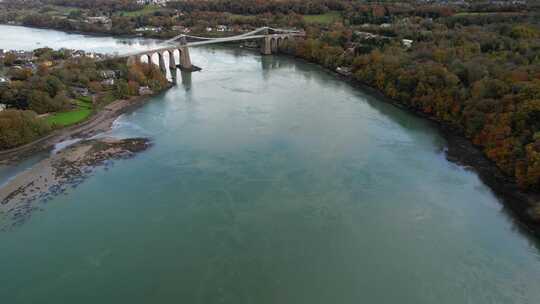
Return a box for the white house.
[139,86,153,95]
[172,25,191,33]
[137,0,170,6]
[86,16,110,24]
[402,39,413,48]
[216,25,229,32]
[0,77,9,86]
[135,26,162,33]
[100,70,117,79]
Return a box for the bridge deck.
[121,27,303,58]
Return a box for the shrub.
[0,110,51,150]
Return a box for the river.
[1,25,540,303]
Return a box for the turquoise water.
[1,25,540,303]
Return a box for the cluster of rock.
[0,137,151,230]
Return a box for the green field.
[46,97,92,127]
[121,5,164,17]
[303,11,341,24]
[226,11,342,25]
[453,12,525,17]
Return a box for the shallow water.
[1,25,540,303]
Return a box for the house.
[135,26,162,33]
[139,86,153,95]
[216,25,229,32]
[72,87,89,97]
[100,70,116,79]
[379,23,392,28]
[86,16,112,30]
[12,50,34,63]
[72,50,86,58]
[137,0,170,5]
[354,31,378,40]
[86,16,111,24]
[85,52,103,59]
[206,27,213,32]
[172,25,191,33]
[0,77,9,87]
[402,39,413,48]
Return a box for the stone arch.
[166,49,177,69]
[147,52,159,64]
[157,52,167,73]
[142,53,151,65]
[271,37,278,53]
[277,37,283,50]
[282,36,291,50]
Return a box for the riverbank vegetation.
[1,1,540,206]
[0,47,167,150]
[45,96,93,127]
[280,20,540,193]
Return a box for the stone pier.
[169,51,176,69]
[178,47,192,71]
[158,53,167,74]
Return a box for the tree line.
[281,15,540,191]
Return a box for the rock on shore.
[0,137,151,230]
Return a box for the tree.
[0,110,51,150]
[2,53,17,66]
[28,90,53,114]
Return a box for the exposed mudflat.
[0,137,151,230]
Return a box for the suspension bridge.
[124,27,304,72]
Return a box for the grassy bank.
[303,11,341,24]
[120,5,163,17]
[45,96,92,127]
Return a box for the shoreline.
[1,24,539,237]
[328,68,540,236]
[0,85,171,165]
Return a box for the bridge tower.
[178,47,193,70]
[176,35,193,71]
